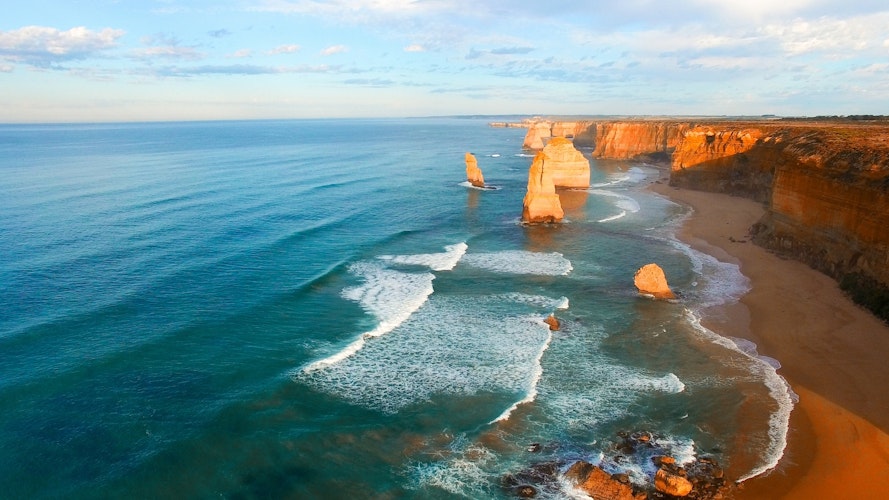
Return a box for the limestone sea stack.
[522,152,564,223]
[634,263,675,299]
[464,152,485,188]
[541,137,591,188]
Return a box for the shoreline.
[648,181,889,498]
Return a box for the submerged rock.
[634,263,675,299]
[522,152,564,223]
[464,152,485,188]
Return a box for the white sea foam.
[685,309,794,482]
[462,250,573,276]
[410,440,495,498]
[589,189,641,223]
[490,324,554,423]
[379,242,468,271]
[297,294,556,413]
[499,293,569,311]
[592,166,649,187]
[459,181,498,191]
[622,372,686,394]
[669,238,751,307]
[598,211,626,223]
[303,262,436,372]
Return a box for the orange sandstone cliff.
[593,121,688,160]
[464,152,485,187]
[522,152,564,223]
[541,137,591,188]
[671,122,889,320]
[521,119,687,160]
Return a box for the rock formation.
[634,263,675,299]
[541,137,591,188]
[523,121,554,149]
[655,468,693,497]
[464,152,485,188]
[543,315,560,331]
[564,462,640,500]
[593,121,688,159]
[523,121,596,149]
[522,152,564,223]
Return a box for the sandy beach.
[649,182,889,499]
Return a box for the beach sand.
[649,182,889,499]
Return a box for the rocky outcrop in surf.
[634,263,675,299]
[670,121,889,321]
[541,137,591,188]
[522,152,564,223]
[464,152,485,188]
[508,431,730,499]
[564,462,639,500]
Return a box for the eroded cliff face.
[541,137,591,188]
[671,122,889,319]
[522,151,564,223]
[670,126,777,202]
[593,122,688,160]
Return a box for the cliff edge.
[671,122,889,321]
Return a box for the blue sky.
[2,0,888,122]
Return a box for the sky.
[1,0,888,122]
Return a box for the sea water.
[0,119,792,498]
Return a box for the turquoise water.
[0,119,792,498]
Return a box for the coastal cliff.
[593,122,688,160]
[670,122,889,320]
[520,119,687,160]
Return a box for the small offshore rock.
[543,315,560,331]
[516,485,537,498]
[634,263,676,299]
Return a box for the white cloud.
[404,44,426,52]
[229,49,253,58]
[321,44,348,56]
[268,44,301,54]
[130,45,203,61]
[0,26,124,66]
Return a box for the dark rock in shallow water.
[515,484,537,498]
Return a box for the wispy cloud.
[228,49,253,58]
[267,44,301,54]
[0,25,124,68]
[404,44,425,52]
[148,63,342,77]
[131,45,203,61]
[321,44,348,56]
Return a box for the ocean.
[0,118,793,498]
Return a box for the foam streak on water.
[462,250,573,276]
[303,243,466,372]
[685,310,794,482]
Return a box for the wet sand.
[649,182,889,498]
